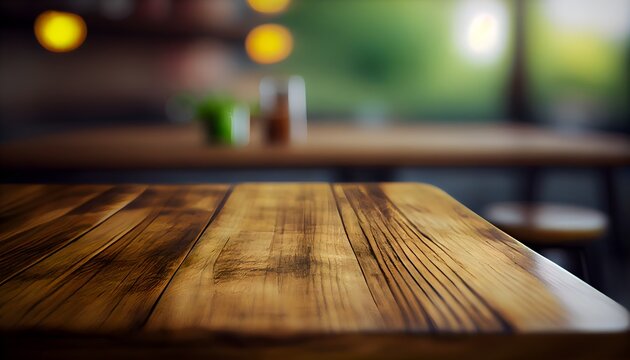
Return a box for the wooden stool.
[483,202,607,286]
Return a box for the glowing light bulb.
[467,13,499,53]
[245,24,293,64]
[34,11,87,53]
[247,0,291,14]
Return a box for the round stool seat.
[483,202,607,246]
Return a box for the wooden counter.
[0,183,628,358]
[1,123,628,170]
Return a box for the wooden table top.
[1,183,628,357]
[1,122,628,170]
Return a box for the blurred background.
[1,0,629,132]
[0,0,629,306]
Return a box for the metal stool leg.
[581,245,604,291]
[564,247,589,283]
[577,248,590,284]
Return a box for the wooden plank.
[147,183,385,334]
[0,185,144,283]
[0,185,92,215]
[0,184,51,212]
[333,184,507,333]
[378,183,629,332]
[0,185,175,327]
[11,185,229,332]
[0,184,112,241]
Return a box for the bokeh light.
[247,0,291,15]
[454,0,507,63]
[245,24,293,64]
[34,10,87,53]
[467,14,499,54]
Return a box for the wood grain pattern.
[0,185,112,241]
[147,183,384,334]
[0,184,51,212]
[375,183,628,331]
[0,185,169,326]
[0,185,229,332]
[0,183,627,349]
[333,184,507,333]
[0,185,145,283]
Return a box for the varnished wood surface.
[0,122,628,170]
[0,183,628,357]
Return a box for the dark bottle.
[260,76,307,145]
